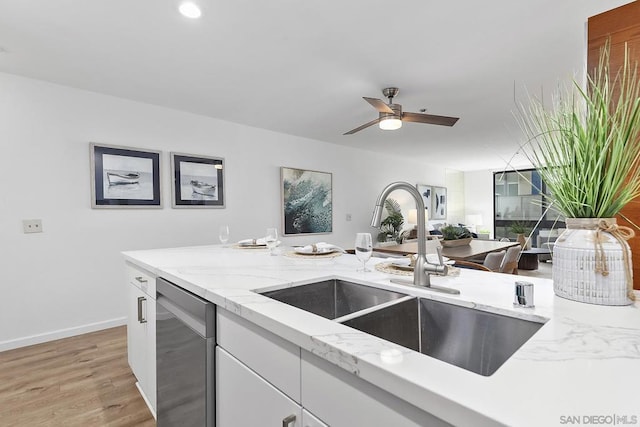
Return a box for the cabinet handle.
[282,414,296,427]
[135,276,148,284]
[137,296,147,323]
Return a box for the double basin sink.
[261,279,544,376]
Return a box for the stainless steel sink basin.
[260,279,408,320]
[342,297,545,376]
[261,280,544,376]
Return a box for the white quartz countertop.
[123,244,640,427]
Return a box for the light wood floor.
[0,326,155,426]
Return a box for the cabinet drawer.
[216,347,301,427]
[217,308,300,402]
[126,263,155,298]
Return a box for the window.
[494,169,565,245]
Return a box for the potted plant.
[517,44,639,305]
[376,199,404,244]
[439,225,473,247]
[509,221,532,249]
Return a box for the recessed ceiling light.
[179,2,202,19]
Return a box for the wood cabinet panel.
[588,2,640,290]
[618,200,640,290]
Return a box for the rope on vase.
[595,219,636,301]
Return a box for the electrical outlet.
[23,219,43,233]
[346,213,352,221]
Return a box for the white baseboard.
[0,317,127,352]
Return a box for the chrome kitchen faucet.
[371,182,459,294]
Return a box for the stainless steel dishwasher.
[156,278,215,427]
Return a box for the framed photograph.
[432,186,447,219]
[171,152,225,208]
[90,143,161,208]
[416,184,432,220]
[281,167,332,235]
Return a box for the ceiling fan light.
[179,2,202,18]
[379,117,402,131]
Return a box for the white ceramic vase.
[553,218,633,306]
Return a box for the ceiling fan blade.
[363,97,394,114]
[343,118,380,135]
[403,112,459,127]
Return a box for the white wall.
[445,169,465,225]
[463,170,495,238]
[0,72,447,350]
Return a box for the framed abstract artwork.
[90,143,162,208]
[171,153,225,208]
[281,167,332,235]
[416,183,432,220]
[432,186,447,219]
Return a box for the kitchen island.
[123,245,640,427]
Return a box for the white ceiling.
[0,0,632,170]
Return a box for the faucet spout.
[370,182,428,285]
[371,181,460,295]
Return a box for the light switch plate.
[23,219,43,233]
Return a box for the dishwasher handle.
[157,294,209,337]
[156,278,215,338]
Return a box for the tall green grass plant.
[518,44,640,219]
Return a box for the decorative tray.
[375,262,460,277]
[375,262,413,276]
[285,251,342,259]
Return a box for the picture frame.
[432,186,447,219]
[90,143,162,208]
[416,184,432,220]
[281,167,332,235]
[171,152,225,208]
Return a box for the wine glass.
[354,233,373,272]
[265,227,278,256]
[219,225,230,247]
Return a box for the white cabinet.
[216,347,302,427]
[217,307,300,401]
[301,350,450,427]
[125,263,156,416]
[217,308,325,426]
[127,284,147,381]
[215,307,446,427]
[302,409,329,427]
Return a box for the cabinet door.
[217,308,300,402]
[127,281,157,414]
[127,283,147,385]
[216,347,301,427]
[145,297,156,413]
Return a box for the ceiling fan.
[344,87,459,135]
